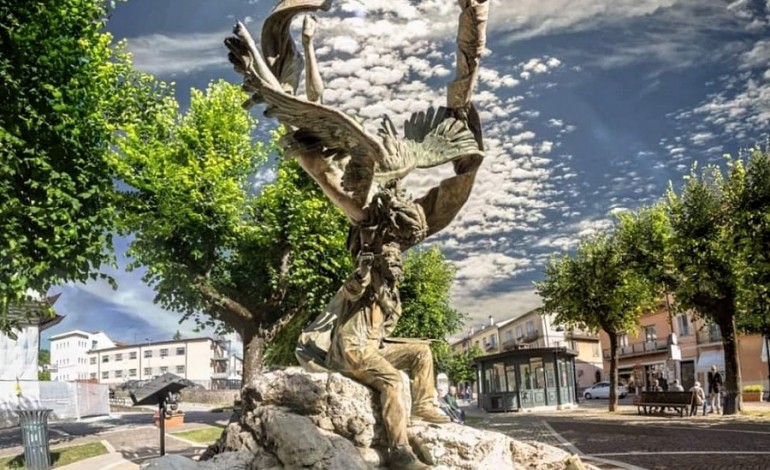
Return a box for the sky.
[42,0,770,347]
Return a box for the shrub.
[743,385,764,393]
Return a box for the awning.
[695,350,724,374]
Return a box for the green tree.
[38,348,50,381]
[616,203,677,319]
[443,345,482,386]
[730,149,770,393]
[392,246,466,369]
[536,234,656,411]
[112,81,351,382]
[666,163,744,414]
[0,0,156,330]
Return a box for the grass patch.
[170,426,223,445]
[0,442,107,469]
[742,408,770,419]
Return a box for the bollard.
[17,409,52,470]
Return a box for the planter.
[153,411,185,428]
[743,392,762,402]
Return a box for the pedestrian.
[689,381,705,416]
[671,379,684,392]
[465,384,472,402]
[707,365,723,414]
[651,379,663,392]
[443,385,465,423]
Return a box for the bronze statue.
[225,1,488,467]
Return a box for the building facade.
[49,330,115,381]
[598,303,769,393]
[452,309,602,391]
[87,337,242,389]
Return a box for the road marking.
[541,421,650,470]
[592,451,770,457]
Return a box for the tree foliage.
[443,345,482,386]
[536,234,656,411]
[0,0,154,330]
[392,246,466,368]
[38,348,50,381]
[112,81,351,379]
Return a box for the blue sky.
[43,0,770,346]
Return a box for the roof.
[473,346,578,364]
[92,336,214,353]
[6,293,62,325]
[50,329,92,341]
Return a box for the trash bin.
[18,409,52,470]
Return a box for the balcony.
[522,329,539,343]
[211,371,230,379]
[602,340,667,359]
[484,341,498,352]
[697,329,723,345]
[502,338,518,351]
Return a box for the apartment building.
[598,302,769,392]
[87,337,242,389]
[49,330,115,381]
[450,308,603,390]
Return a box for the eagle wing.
[372,107,484,183]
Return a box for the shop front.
[474,348,578,412]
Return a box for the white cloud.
[126,31,229,76]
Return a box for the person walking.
[689,381,706,416]
[707,365,723,414]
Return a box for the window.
[489,334,497,347]
[90,357,96,365]
[144,350,152,358]
[115,353,123,361]
[129,352,137,360]
[90,373,96,379]
[474,340,480,348]
[114,370,122,378]
[101,372,108,379]
[618,333,629,348]
[644,325,657,342]
[677,315,691,336]
[144,367,152,376]
[505,331,513,342]
[176,365,185,374]
[592,343,600,357]
[129,369,137,377]
[160,366,168,374]
[526,321,535,333]
[102,355,109,363]
[160,348,169,357]
[176,347,185,356]
[516,325,523,339]
[92,340,97,349]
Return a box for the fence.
[1,380,109,428]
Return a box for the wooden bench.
[635,391,694,417]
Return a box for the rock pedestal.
[189,368,592,469]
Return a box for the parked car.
[583,381,627,399]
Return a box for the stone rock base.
[183,368,596,469]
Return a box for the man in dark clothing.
[707,365,723,414]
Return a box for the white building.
[88,337,242,389]
[49,330,115,381]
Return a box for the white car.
[583,381,627,399]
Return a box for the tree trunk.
[608,331,619,412]
[718,313,742,415]
[241,327,266,386]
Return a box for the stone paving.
[462,400,770,470]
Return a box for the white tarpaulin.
[695,350,724,374]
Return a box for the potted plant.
[742,385,764,402]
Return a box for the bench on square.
[635,391,694,417]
